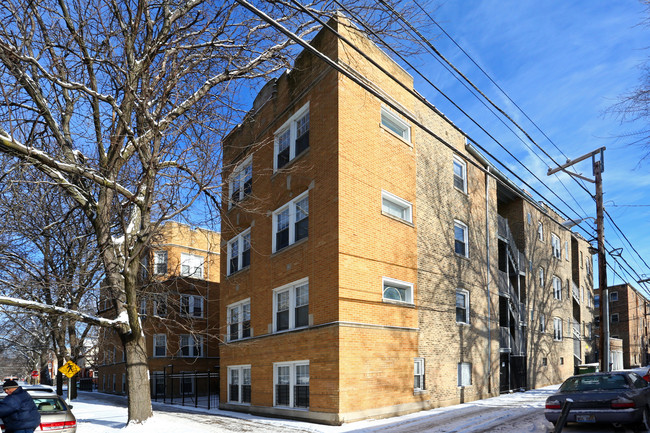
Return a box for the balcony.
[572,282,580,303]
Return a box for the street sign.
[58,360,80,378]
[30,370,38,378]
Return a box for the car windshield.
[32,397,66,412]
[560,374,630,392]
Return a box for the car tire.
[635,406,650,431]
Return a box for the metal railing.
[151,370,219,410]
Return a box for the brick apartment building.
[602,283,650,368]
[96,222,220,395]
[219,16,595,424]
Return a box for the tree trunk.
[122,331,152,423]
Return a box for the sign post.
[58,360,80,404]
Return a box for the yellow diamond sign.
[58,360,80,378]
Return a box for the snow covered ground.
[71,386,642,433]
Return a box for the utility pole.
[548,147,607,371]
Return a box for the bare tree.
[0,0,428,423]
[609,0,650,161]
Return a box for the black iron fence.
[150,370,219,410]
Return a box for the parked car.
[0,385,76,432]
[628,366,650,382]
[545,371,650,429]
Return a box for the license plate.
[576,415,596,423]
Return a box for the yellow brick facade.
[219,16,595,424]
[96,221,220,395]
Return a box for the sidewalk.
[72,387,559,433]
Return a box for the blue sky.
[409,1,650,291]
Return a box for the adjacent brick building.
[219,16,595,424]
[96,222,220,396]
[605,283,650,368]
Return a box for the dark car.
[545,371,650,429]
[0,386,76,433]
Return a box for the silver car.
[0,386,76,433]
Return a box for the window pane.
[383,285,406,302]
[382,198,407,220]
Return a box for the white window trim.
[227,228,251,275]
[551,233,561,259]
[380,106,411,144]
[553,317,563,341]
[153,250,168,275]
[273,360,309,409]
[180,253,204,278]
[228,156,253,208]
[273,102,310,171]
[381,190,413,224]
[611,313,619,323]
[153,334,166,358]
[457,362,472,387]
[180,294,204,318]
[538,222,544,242]
[539,267,545,287]
[540,314,546,333]
[454,220,469,258]
[179,334,204,358]
[453,156,468,193]
[227,298,251,342]
[272,190,309,253]
[227,365,252,405]
[382,276,414,305]
[456,288,470,325]
[552,276,562,300]
[610,291,618,302]
[414,358,425,392]
[272,278,309,333]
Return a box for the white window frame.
[274,102,310,171]
[457,362,472,387]
[273,360,309,409]
[227,298,251,341]
[179,334,204,358]
[380,106,411,143]
[180,253,204,279]
[539,267,545,287]
[227,228,251,275]
[456,289,470,324]
[272,190,309,253]
[540,314,546,333]
[228,156,253,208]
[180,294,204,318]
[153,334,166,358]
[153,251,167,275]
[153,295,167,317]
[273,278,309,333]
[610,291,618,302]
[454,220,469,258]
[527,212,532,225]
[381,190,413,223]
[414,358,425,392]
[538,222,544,242]
[551,233,561,259]
[553,317,563,341]
[139,298,147,315]
[227,365,252,405]
[611,313,619,323]
[382,277,414,305]
[552,276,562,300]
[452,156,467,193]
